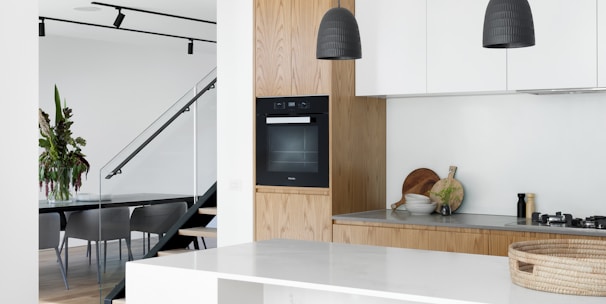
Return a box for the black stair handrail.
[105,77,217,179]
[103,182,217,304]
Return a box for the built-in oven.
[256,95,329,188]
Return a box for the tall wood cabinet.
[254,0,386,242]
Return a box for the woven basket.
[508,239,606,296]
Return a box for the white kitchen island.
[125,239,605,304]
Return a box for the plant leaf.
[54,85,64,124]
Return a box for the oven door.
[256,114,329,187]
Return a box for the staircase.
[104,183,217,304]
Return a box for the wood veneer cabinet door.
[255,191,332,242]
[426,228,489,255]
[291,0,332,95]
[255,0,292,96]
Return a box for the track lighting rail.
[91,1,216,25]
[38,16,216,44]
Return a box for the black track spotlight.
[113,8,125,28]
[483,0,535,48]
[316,0,361,60]
[39,18,46,37]
[188,39,194,54]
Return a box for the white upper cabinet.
[598,0,606,87]
[427,0,506,93]
[355,0,426,96]
[507,0,597,90]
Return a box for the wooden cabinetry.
[254,0,386,242]
[333,221,490,255]
[334,220,606,256]
[598,0,606,87]
[507,0,597,90]
[355,0,426,96]
[426,0,506,93]
[256,187,332,241]
[255,0,331,96]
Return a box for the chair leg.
[88,241,92,265]
[54,248,69,290]
[95,241,101,284]
[147,233,151,253]
[193,238,200,250]
[126,237,134,261]
[64,237,69,274]
[201,237,207,249]
[142,232,146,255]
[103,240,107,273]
[119,239,122,260]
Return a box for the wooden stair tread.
[198,207,217,215]
[112,299,126,304]
[157,248,195,257]
[178,227,217,238]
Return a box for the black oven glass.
[267,124,318,172]
[256,95,329,188]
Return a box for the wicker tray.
[508,239,606,296]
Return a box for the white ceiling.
[39,0,217,52]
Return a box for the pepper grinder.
[525,193,535,220]
[517,193,526,218]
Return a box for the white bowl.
[405,193,430,202]
[405,201,437,215]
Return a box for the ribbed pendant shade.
[483,0,535,48]
[316,7,362,60]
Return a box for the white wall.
[387,93,606,217]
[216,0,254,247]
[39,36,217,198]
[0,1,38,302]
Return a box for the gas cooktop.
[530,212,606,229]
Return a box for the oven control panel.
[257,95,328,115]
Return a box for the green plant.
[39,85,90,201]
[431,181,461,206]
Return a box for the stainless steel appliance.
[256,95,329,187]
[531,212,606,229]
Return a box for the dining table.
[39,193,197,229]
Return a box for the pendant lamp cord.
[338,0,341,8]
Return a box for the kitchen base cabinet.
[334,221,606,257]
[333,221,490,255]
[256,187,332,242]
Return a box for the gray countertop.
[332,209,606,238]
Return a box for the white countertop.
[128,239,605,304]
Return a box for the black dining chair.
[39,213,69,289]
[64,207,133,283]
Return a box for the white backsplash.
[387,92,606,217]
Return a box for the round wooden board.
[391,168,440,210]
[429,166,464,213]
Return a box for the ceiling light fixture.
[91,1,216,25]
[38,16,216,54]
[39,18,46,37]
[188,39,194,55]
[113,8,125,28]
[483,0,535,48]
[316,0,361,60]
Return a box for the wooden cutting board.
[429,166,464,213]
[391,168,440,210]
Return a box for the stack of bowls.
[404,194,436,215]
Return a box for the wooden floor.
[39,237,217,304]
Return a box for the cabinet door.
[355,0,426,96]
[507,0,597,90]
[255,191,332,242]
[599,0,606,87]
[255,0,292,96]
[291,0,332,95]
[427,0,506,93]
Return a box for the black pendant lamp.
[316,0,361,60]
[483,0,535,48]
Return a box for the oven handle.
[266,117,311,124]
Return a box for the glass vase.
[48,167,73,203]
